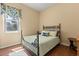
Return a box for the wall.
[0,3,39,49]
[39,4,79,46]
[1,3,79,48]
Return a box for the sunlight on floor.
[8,47,28,56]
[11,47,24,52]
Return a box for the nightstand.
[68,37,77,51]
[77,37,79,55]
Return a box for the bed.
[21,24,61,56]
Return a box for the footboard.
[21,30,40,56]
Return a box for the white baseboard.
[61,43,69,46]
[0,42,21,49]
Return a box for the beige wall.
[1,3,79,48]
[0,3,39,49]
[39,4,79,46]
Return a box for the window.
[4,14,19,32]
[1,4,21,32]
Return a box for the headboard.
[43,24,61,40]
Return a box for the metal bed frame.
[21,24,61,56]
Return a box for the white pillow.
[48,31,57,37]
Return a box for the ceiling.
[24,3,54,12]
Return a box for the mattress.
[22,35,60,56]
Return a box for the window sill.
[4,31,19,33]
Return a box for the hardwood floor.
[0,44,77,56]
[45,45,77,56]
[0,44,31,56]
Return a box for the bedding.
[31,38,38,48]
[41,31,57,37]
[22,35,60,56]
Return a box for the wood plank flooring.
[45,45,77,56]
[0,44,77,56]
[0,44,30,56]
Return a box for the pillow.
[41,31,57,37]
[41,31,49,36]
[42,32,49,36]
[48,31,57,37]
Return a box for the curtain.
[0,3,21,18]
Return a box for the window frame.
[3,14,20,33]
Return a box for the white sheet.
[22,35,60,56]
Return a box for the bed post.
[59,24,61,42]
[21,30,23,44]
[43,25,45,30]
[37,31,39,56]
[21,30,24,44]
